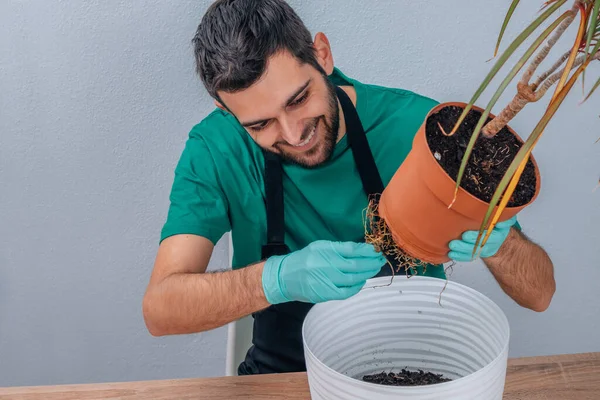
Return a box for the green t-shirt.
[161,67,446,279]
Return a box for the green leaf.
[494,0,522,57]
[549,2,586,103]
[452,11,573,202]
[472,154,529,259]
[447,0,567,138]
[585,0,600,56]
[583,75,600,101]
[474,62,587,251]
[591,29,600,54]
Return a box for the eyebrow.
[240,79,312,127]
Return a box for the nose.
[279,116,303,146]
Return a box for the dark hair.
[192,0,324,100]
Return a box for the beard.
[270,75,339,169]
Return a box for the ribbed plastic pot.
[302,276,510,400]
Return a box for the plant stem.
[535,52,600,99]
[520,2,580,86]
[482,51,600,137]
[482,0,584,138]
[532,49,572,88]
[482,83,537,137]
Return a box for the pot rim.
[422,101,541,211]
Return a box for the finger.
[448,239,477,254]
[461,231,503,248]
[461,230,504,244]
[329,267,380,287]
[448,251,475,262]
[337,255,387,273]
[461,230,482,244]
[329,241,383,258]
[332,282,365,300]
[494,216,517,230]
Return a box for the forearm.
[143,261,270,336]
[483,228,555,312]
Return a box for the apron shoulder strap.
[335,86,385,197]
[261,150,290,259]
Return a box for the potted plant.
[367,0,600,266]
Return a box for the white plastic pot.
[302,276,510,400]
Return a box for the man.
[142,0,555,375]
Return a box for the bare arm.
[142,234,270,336]
[483,228,555,312]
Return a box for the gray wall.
[1,0,598,388]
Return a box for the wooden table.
[1,352,598,399]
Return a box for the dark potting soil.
[362,369,452,386]
[425,104,537,207]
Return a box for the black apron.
[237,86,400,375]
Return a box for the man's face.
[218,51,340,168]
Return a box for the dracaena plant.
[444,0,600,257]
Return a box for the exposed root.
[362,195,427,276]
[438,262,455,307]
[366,258,396,289]
[362,195,455,306]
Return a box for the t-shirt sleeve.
[160,136,231,245]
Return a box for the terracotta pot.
[378,102,541,265]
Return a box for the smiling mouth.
[287,118,319,149]
[293,124,317,147]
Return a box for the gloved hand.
[448,216,517,262]
[262,240,387,304]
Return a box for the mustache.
[275,117,321,146]
[300,117,319,140]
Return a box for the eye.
[289,90,309,107]
[249,120,271,132]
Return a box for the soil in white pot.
[362,369,452,386]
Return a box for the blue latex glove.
[448,216,517,262]
[262,240,387,304]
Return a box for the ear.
[313,32,334,75]
[214,100,227,111]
